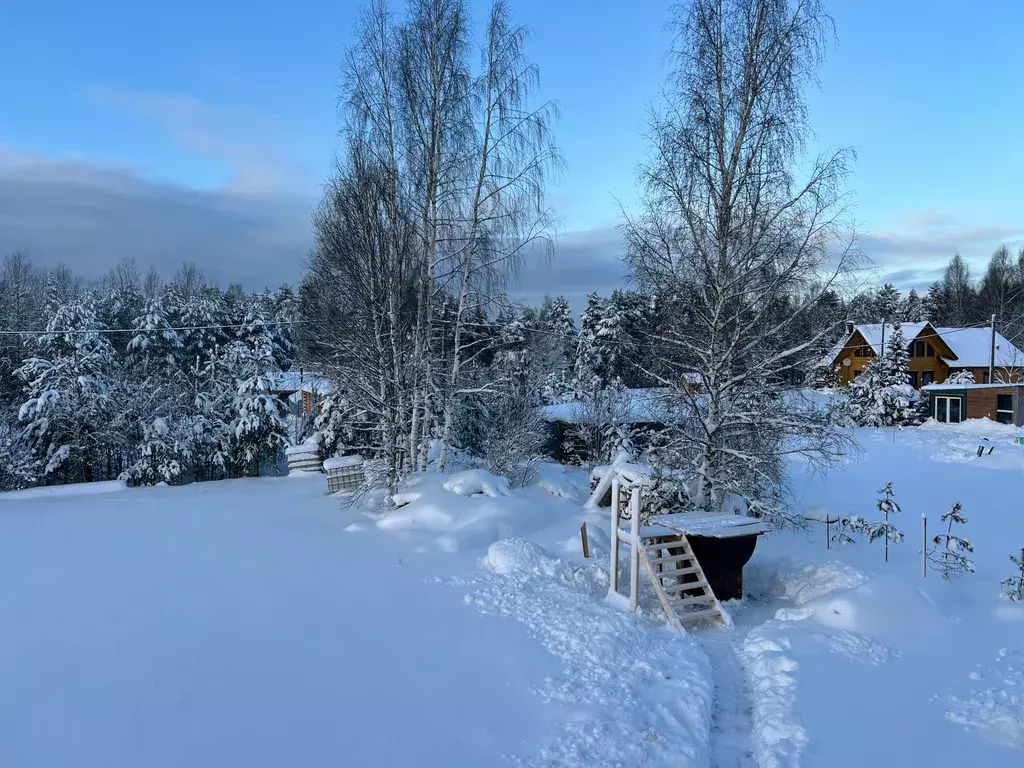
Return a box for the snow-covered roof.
[922,382,1024,392]
[839,323,1024,369]
[539,388,678,424]
[264,370,335,395]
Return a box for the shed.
[921,381,1024,426]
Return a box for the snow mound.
[776,575,946,644]
[741,630,806,768]
[377,475,558,551]
[323,456,362,470]
[919,417,1024,437]
[486,538,603,595]
[442,469,512,497]
[745,557,868,605]
[532,462,588,500]
[0,479,128,501]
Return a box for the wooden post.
[580,522,590,559]
[989,313,997,384]
[884,504,889,563]
[922,514,928,578]
[609,477,620,594]
[629,485,641,612]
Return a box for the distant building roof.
[264,370,335,395]
[830,323,1024,369]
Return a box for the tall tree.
[618,0,857,523]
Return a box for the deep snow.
[2,420,1023,767]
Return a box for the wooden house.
[823,322,1024,389]
[921,381,1024,426]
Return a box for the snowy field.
[1,422,1023,767]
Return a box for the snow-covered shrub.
[930,502,975,579]
[1000,548,1024,602]
[829,514,871,546]
[947,369,975,385]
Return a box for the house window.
[935,396,964,424]
[915,341,925,358]
[921,371,934,386]
[927,343,935,357]
[983,371,990,384]
[997,394,1014,424]
[909,371,919,388]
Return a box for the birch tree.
[435,0,559,470]
[619,0,859,523]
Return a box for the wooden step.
[662,579,709,594]
[669,593,717,609]
[646,551,693,565]
[657,569,702,582]
[675,606,722,625]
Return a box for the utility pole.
[989,314,997,384]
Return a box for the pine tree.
[846,323,918,426]
[573,292,605,398]
[875,283,901,322]
[930,502,975,579]
[127,293,182,375]
[901,288,923,322]
[538,295,576,404]
[867,481,904,561]
[1001,548,1024,602]
[16,293,116,481]
[222,340,288,477]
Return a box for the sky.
[0,0,1022,308]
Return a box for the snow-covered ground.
[1,421,1022,767]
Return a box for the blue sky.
[0,0,1021,299]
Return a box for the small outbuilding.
[921,381,1024,426]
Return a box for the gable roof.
[835,323,1024,369]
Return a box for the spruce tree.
[1001,548,1024,602]
[17,293,116,481]
[930,502,975,579]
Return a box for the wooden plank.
[676,607,722,625]
[580,522,590,559]
[669,594,717,608]
[647,552,693,566]
[608,477,620,594]
[640,550,684,635]
[656,565,702,578]
[662,579,709,594]
[629,486,640,612]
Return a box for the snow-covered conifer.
[16,293,116,481]
[1001,548,1024,602]
[930,502,975,579]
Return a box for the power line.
[0,320,306,337]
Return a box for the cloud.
[0,145,313,290]
[511,227,627,313]
[84,86,310,194]
[858,214,1024,291]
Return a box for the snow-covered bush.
[120,417,187,486]
[930,502,975,579]
[947,369,975,385]
[1000,548,1024,602]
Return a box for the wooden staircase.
[608,476,726,631]
[640,534,725,629]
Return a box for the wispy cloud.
[84,86,309,194]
